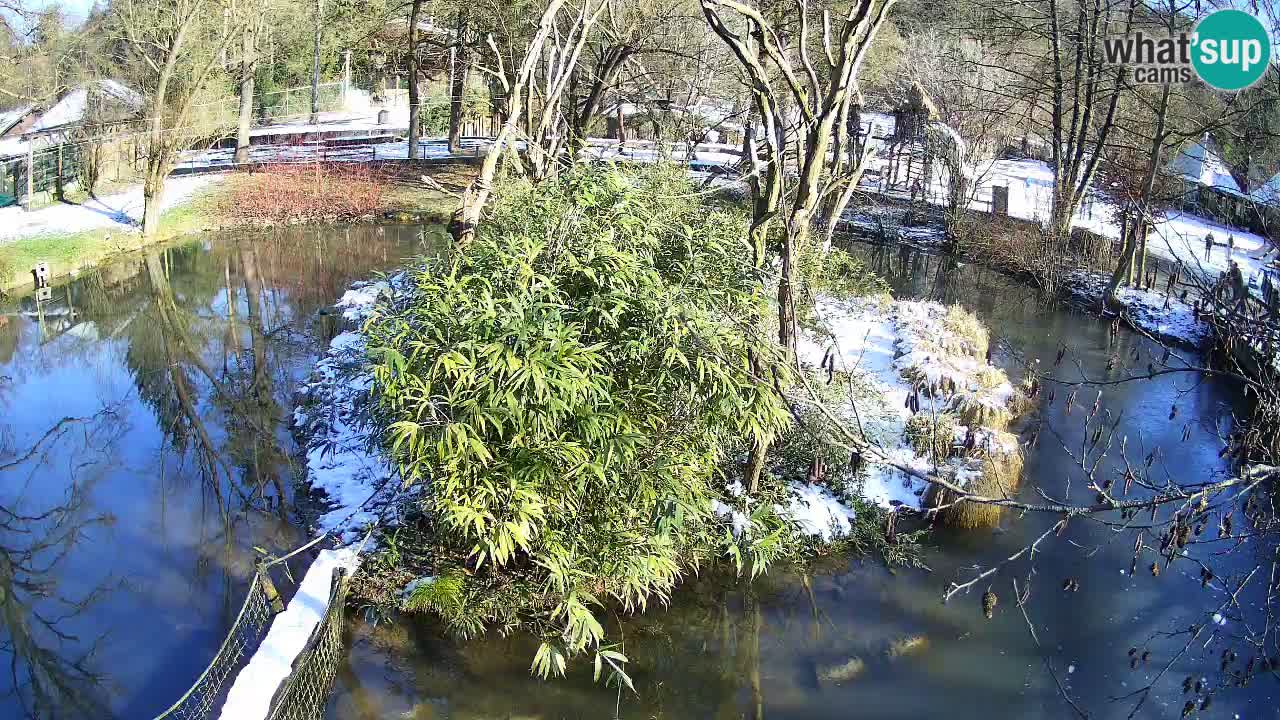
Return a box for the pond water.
[3,228,1272,720]
[0,223,438,719]
[324,241,1276,720]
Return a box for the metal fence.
[150,574,277,720]
[263,568,352,720]
[1,143,84,206]
[151,544,354,720]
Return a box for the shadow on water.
[0,223,441,719]
[327,240,1276,720]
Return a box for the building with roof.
[26,80,145,139]
[0,105,39,138]
[1,80,147,207]
[1169,135,1275,238]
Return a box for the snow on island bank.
[293,279,406,542]
[214,281,399,720]
[1062,270,1210,349]
[284,281,1029,602]
[773,296,1029,536]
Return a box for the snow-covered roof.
[0,136,29,160]
[1168,136,1244,195]
[0,105,33,135]
[30,80,145,133]
[1250,171,1280,206]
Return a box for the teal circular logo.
[1192,10,1272,91]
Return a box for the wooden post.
[25,145,34,209]
[257,562,286,613]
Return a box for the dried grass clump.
[905,412,958,461]
[900,363,964,395]
[926,443,1024,529]
[1008,377,1040,419]
[223,161,390,223]
[953,366,1016,429]
[954,395,1011,431]
[943,305,989,358]
[956,217,1069,293]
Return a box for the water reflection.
[329,240,1275,720]
[0,223,432,718]
[0,410,120,719]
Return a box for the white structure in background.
[1167,134,1244,196]
[1250,171,1280,207]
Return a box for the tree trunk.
[447,11,469,154]
[1103,83,1170,308]
[407,0,423,159]
[569,47,630,153]
[234,23,257,165]
[778,233,798,355]
[309,0,323,125]
[1136,228,1148,286]
[142,160,166,239]
[746,432,769,494]
[451,0,566,245]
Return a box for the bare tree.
[111,0,246,238]
[447,9,471,153]
[309,0,323,125]
[408,0,424,158]
[450,0,571,244]
[701,0,897,355]
[234,16,258,164]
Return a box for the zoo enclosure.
[0,143,85,208]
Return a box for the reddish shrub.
[224,161,390,223]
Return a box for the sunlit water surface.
[0,223,438,719]
[324,241,1275,720]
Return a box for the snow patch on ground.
[293,278,401,543]
[781,481,857,540]
[721,296,1026,541]
[216,547,361,720]
[0,174,223,243]
[711,499,752,538]
[1062,270,1210,348]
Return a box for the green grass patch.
[0,184,229,293]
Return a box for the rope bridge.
[263,568,353,720]
[151,536,356,720]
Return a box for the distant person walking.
[1227,234,1235,262]
[1204,232,1215,262]
[1230,261,1247,311]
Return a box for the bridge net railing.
[263,568,352,720]
[150,572,276,720]
[152,545,352,720]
